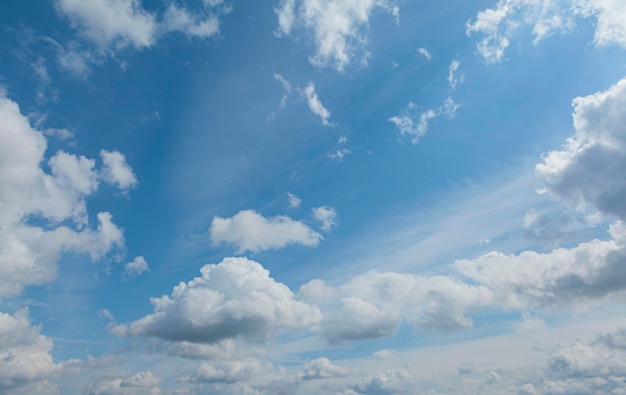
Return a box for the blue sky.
[2,0,626,394]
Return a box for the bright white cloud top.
[1,0,626,394]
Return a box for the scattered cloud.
[328,148,351,162]
[286,192,302,208]
[447,60,462,90]
[302,83,332,126]
[112,257,322,343]
[275,0,399,71]
[85,370,164,395]
[123,256,149,278]
[100,149,138,191]
[274,73,292,109]
[210,209,323,253]
[312,206,338,231]
[388,97,460,143]
[417,47,432,61]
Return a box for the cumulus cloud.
[186,359,265,383]
[536,77,626,221]
[86,370,164,395]
[0,91,128,297]
[345,369,414,394]
[210,209,323,253]
[0,309,62,392]
[162,4,221,38]
[112,257,322,344]
[100,149,137,191]
[275,0,399,71]
[301,357,350,380]
[312,205,338,231]
[388,97,460,143]
[320,271,493,344]
[123,256,149,278]
[466,0,626,63]
[302,83,332,126]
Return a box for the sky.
[1,0,626,394]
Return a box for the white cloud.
[86,371,164,395]
[536,77,626,221]
[417,47,432,61]
[162,4,221,39]
[312,206,338,231]
[112,257,322,343]
[100,149,138,191]
[466,0,626,63]
[328,148,351,162]
[447,60,462,90]
[55,0,157,48]
[123,256,149,278]
[0,309,62,392]
[388,97,460,143]
[302,83,332,126]
[0,91,127,297]
[275,0,399,71]
[273,73,292,109]
[286,192,302,208]
[187,359,265,383]
[345,369,414,394]
[301,357,350,380]
[210,209,323,253]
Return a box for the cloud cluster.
[275,0,399,71]
[467,0,626,63]
[112,257,322,344]
[0,90,133,297]
[388,97,460,143]
[86,370,164,395]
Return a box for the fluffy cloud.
[302,83,332,126]
[388,97,460,143]
[55,0,157,48]
[456,221,626,309]
[536,77,626,221]
[316,271,493,344]
[0,309,62,393]
[86,371,164,395]
[210,210,322,253]
[187,359,265,383]
[0,90,129,297]
[275,0,399,71]
[311,206,337,231]
[344,369,414,395]
[466,0,626,63]
[100,149,137,191]
[286,192,302,208]
[112,257,322,343]
[162,4,220,38]
[301,357,350,380]
[123,256,149,278]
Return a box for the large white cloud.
[275,0,399,71]
[210,209,323,253]
[0,309,63,393]
[467,0,626,63]
[0,90,130,297]
[112,257,322,343]
[537,77,626,221]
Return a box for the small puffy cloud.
[301,357,350,380]
[536,77,626,221]
[275,0,399,71]
[0,309,62,392]
[417,47,432,61]
[123,256,149,278]
[55,0,157,48]
[112,257,322,344]
[86,370,164,395]
[100,149,138,191]
[286,192,302,208]
[312,206,338,231]
[302,83,332,126]
[328,148,351,162]
[210,210,323,253]
[389,97,460,143]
